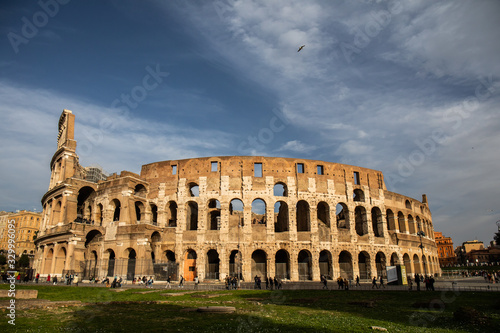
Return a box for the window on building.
[254,163,262,177]
[297,163,304,174]
[317,165,324,175]
[172,165,177,175]
[211,161,218,172]
[354,171,360,185]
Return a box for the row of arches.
[79,246,438,281]
[42,184,432,241]
[81,195,432,236]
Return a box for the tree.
[494,231,500,246]
[18,254,30,268]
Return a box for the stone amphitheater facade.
[34,110,440,282]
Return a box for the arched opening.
[251,199,266,225]
[188,183,199,197]
[166,201,177,227]
[54,247,66,274]
[403,253,412,277]
[405,200,412,210]
[386,209,395,231]
[43,248,53,274]
[319,250,333,279]
[151,231,161,243]
[107,250,115,277]
[85,230,102,249]
[229,250,242,278]
[336,203,349,229]
[111,199,121,222]
[251,250,267,278]
[408,215,416,235]
[413,254,421,274]
[375,252,386,278]
[186,202,198,230]
[127,249,136,281]
[88,251,98,279]
[184,250,197,281]
[275,249,290,280]
[274,201,289,232]
[416,216,422,233]
[371,207,383,237]
[398,212,406,233]
[165,250,178,280]
[135,201,145,222]
[273,182,288,197]
[206,249,220,280]
[355,206,367,236]
[358,251,371,280]
[298,250,312,280]
[208,199,221,230]
[339,251,353,279]
[150,204,158,225]
[390,253,399,266]
[77,186,96,223]
[296,200,310,232]
[229,199,244,229]
[353,189,365,202]
[317,202,330,227]
[134,184,147,197]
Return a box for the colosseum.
[34,110,440,283]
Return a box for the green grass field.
[1,284,499,332]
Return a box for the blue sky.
[1,0,499,246]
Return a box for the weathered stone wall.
[34,110,440,283]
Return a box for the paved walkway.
[9,276,500,292]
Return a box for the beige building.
[462,240,484,253]
[0,210,42,257]
[34,110,440,281]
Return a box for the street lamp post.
[417,231,426,274]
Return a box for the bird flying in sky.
[297,45,305,52]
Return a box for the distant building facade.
[435,232,456,267]
[34,110,441,282]
[462,240,484,253]
[0,210,42,257]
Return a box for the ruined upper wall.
[140,156,387,196]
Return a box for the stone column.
[289,248,298,281]
[311,250,320,281]
[64,240,76,272]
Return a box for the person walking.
[179,275,184,288]
[73,274,79,287]
[379,275,385,289]
[166,276,171,289]
[194,276,199,290]
[35,273,40,283]
[372,276,378,289]
[415,273,421,291]
[355,275,360,287]
[321,275,328,290]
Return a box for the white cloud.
[277,140,316,154]
[389,0,500,79]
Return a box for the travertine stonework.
[34,110,440,282]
